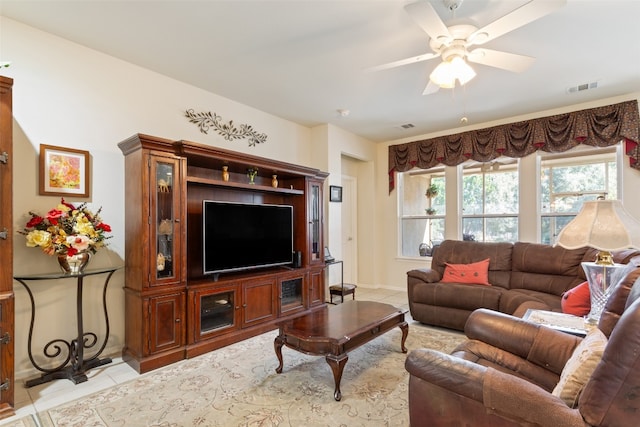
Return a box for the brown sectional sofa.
[404,270,640,427]
[407,239,640,330]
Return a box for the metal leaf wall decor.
[185,109,267,147]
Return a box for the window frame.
[397,167,446,259]
[460,159,520,243]
[538,145,620,245]
[396,144,623,259]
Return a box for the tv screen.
[203,200,293,275]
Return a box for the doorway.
[341,175,357,286]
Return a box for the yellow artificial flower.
[73,216,95,236]
[25,230,52,248]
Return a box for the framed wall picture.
[329,185,342,202]
[39,144,90,197]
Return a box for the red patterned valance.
[388,100,640,192]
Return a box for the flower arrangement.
[21,198,112,256]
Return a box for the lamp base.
[594,250,614,265]
[581,262,629,324]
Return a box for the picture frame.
[329,185,342,202]
[39,144,90,197]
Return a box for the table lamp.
[555,199,640,323]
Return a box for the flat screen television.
[202,200,294,275]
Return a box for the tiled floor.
[0,286,409,426]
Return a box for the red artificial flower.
[66,247,78,256]
[26,216,44,228]
[46,208,65,225]
[96,222,111,232]
[60,198,76,211]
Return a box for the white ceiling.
[1,0,639,142]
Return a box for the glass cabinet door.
[151,157,181,283]
[279,275,304,314]
[200,290,235,335]
[308,179,323,265]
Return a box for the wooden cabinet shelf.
[119,134,327,373]
[186,176,304,195]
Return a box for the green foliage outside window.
[462,167,519,242]
[540,153,616,244]
[398,147,618,256]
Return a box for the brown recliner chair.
[405,267,640,427]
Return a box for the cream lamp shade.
[556,199,640,323]
[555,199,640,254]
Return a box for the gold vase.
[247,167,258,184]
[57,251,91,274]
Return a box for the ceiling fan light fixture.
[429,55,476,88]
[429,60,456,88]
[451,56,476,85]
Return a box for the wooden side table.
[326,260,357,303]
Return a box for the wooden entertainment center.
[118,134,328,373]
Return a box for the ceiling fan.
[370,0,566,95]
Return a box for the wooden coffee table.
[274,300,408,401]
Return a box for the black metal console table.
[326,260,357,303]
[14,267,120,387]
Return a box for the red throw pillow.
[561,281,591,316]
[441,258,491,286]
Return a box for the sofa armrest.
[464,309,581,375]
[405,348,485,401]
[406,348,586,427]
[407,268,440,283]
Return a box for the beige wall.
[2,16,323,378]
[325,125,376,285]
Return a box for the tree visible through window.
[396,145,619,258]
[462,160,519,242]
[540,148,617,245]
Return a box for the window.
[540,147,617,245]
[461,159,519,242]
[398,169,445,257]
[396,145,620,258]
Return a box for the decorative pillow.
[552,327,607,407]
[561,281,591,316]
[441,258,490,286]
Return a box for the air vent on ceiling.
[399,123,415,129]
[567,81,599,94]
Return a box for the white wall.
[2,16,323,378]
[377,94,640,291]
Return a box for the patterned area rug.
[38,323,464,426]
[0,416,38,427]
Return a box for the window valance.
[388,100,640,192]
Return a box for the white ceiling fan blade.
[423,80,440,96]
[469,0,566,46]
[404,1,452,45]
[366,52,439,72]
[468,48,536,73]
